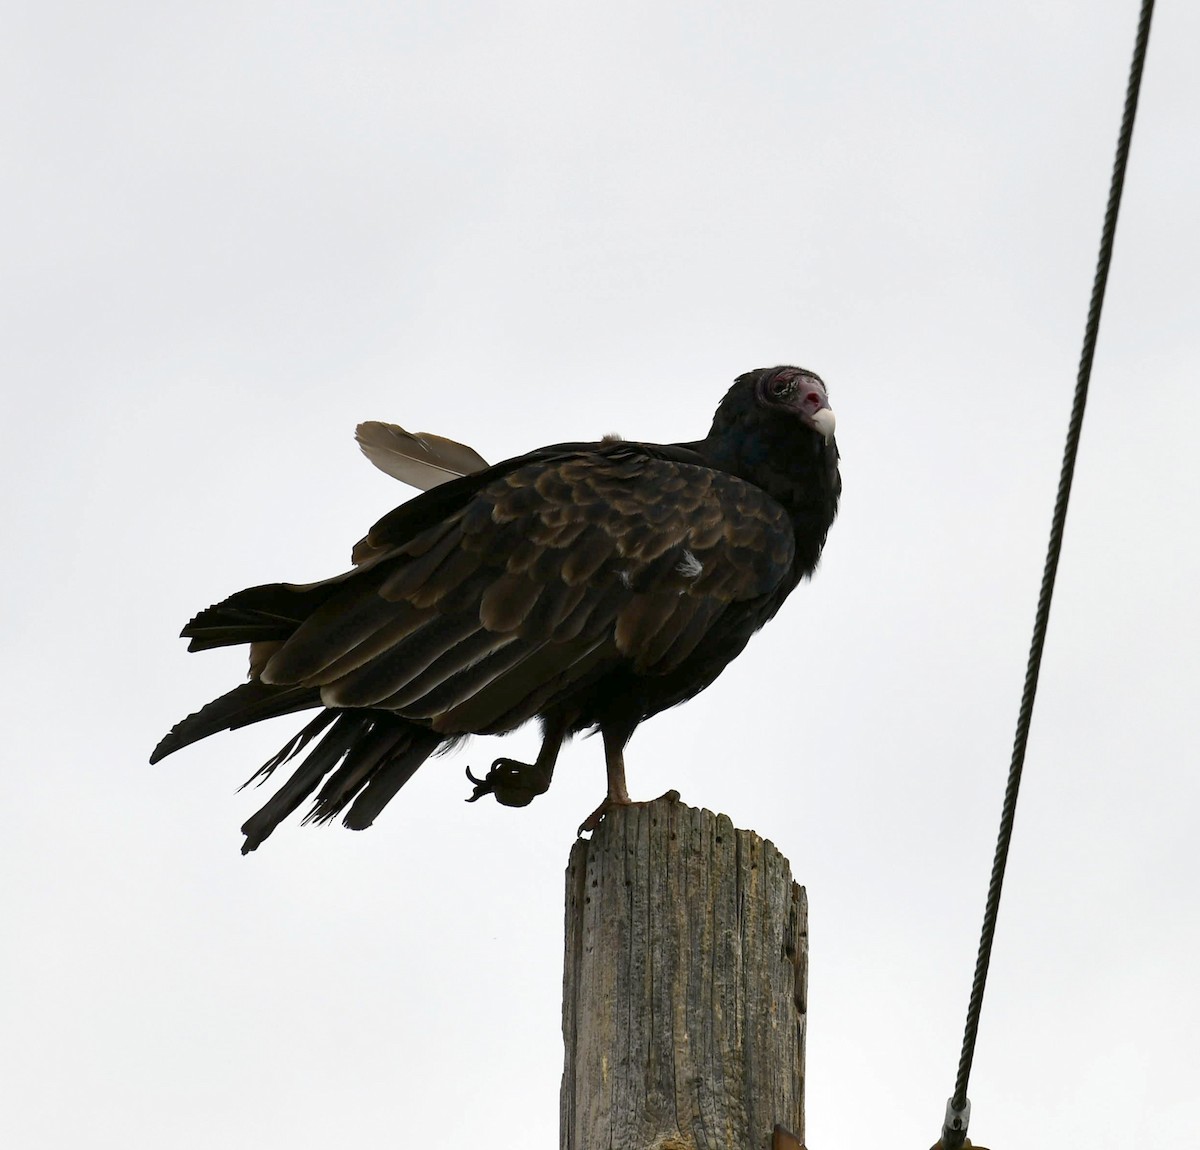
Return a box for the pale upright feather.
[355,421,490,490]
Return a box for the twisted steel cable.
[940,2,1156,1145]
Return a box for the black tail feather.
[240,712,442,852]
[240,710,340,790]
[240,713,370,852]
[150,681,323,764]
[181,578,356,653]
[303,719,412,824]
[343,746,438,830]
[346,726,445,828]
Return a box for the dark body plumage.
[152,367,840,851]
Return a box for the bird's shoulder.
[361,441,793,579]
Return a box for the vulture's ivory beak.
[810,407,836,443]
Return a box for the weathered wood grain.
[561,800,807,1150]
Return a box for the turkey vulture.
[151,366,840,851]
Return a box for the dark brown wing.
[257,446,796,736]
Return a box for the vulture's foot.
[577,789,682,836]
[465,759,552,808]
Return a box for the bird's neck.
[696,424,840,577]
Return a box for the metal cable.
[940,2,1155,1145]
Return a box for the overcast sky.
[4,2,1197,1147]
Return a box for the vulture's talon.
[465,758,550,808]
[577,789,683,836]
[464,765,492,802]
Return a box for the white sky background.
[3,2,1197,1146]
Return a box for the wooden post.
[560,799,808,1150]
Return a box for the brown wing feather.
[249,448,795,739]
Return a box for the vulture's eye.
[769,375,796,398]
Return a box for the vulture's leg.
[576,723,679,835]
[465,717,567,807]
[603,723,632,805]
